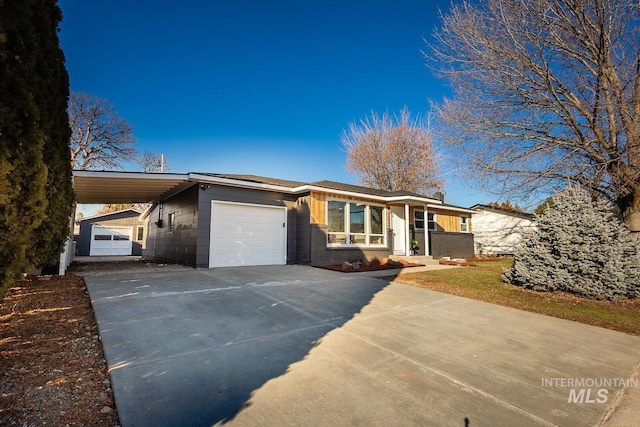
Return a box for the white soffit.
[73,171,191,204]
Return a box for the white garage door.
[90,225,133,256]
[209,201,287,267]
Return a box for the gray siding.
[144,184,307,268]
[428,231,475,259]
[197,185,302,268]
[309,224,393,266]
[77,211,146,256]
[143,185,199,266]
[295,196,311,264]
[410,226,427,256]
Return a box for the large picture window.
[327,200,386,246]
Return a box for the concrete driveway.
[83,264,640,427]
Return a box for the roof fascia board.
[139,204,154,220]
[426,203,476,214]
[302,185,442,204]
[189,173,298,193]
[77,209,141,222]
[472,205,535,220]
[73,170,189,180]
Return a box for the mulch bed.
[0,274,119,426]
[318,260,423,273]
[439,259,477,267]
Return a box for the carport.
[65,171,194,272]
[72,171,315,270]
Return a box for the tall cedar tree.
[503,186,640,300]
[0,0,73,286]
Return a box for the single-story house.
[76,209,146,256]
[470,204,535,256]
[72,171,475,268]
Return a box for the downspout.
[404,203,410,256]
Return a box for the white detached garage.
[76,209,146,257]
[209,201,287,268]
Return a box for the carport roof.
[73,171,192,204]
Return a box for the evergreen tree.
[0,0,72,287]
[533,197,555,215]
[503,186,640,300]
[28,2,73,268]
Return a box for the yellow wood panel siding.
[437,212,460,232]
[310,191,326,224]
[430,208,472,233]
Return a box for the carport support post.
[423,204,429,257]
[404,204,410,256]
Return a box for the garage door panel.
[209,202,286,268]
[90,225,133,256]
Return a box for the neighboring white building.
[470,204,535,256]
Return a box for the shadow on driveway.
[84,264,388,426]
[83,263,640,427]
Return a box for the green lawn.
[392,259,640,336]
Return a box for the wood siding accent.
[431,208,472,233]
[310,191,326,224]
[408,206,472,233]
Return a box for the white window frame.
[326,199,387,248]
[427,212,437,231]
[414,209,425,230]
[460,215,469,233]
[168,212,175,233]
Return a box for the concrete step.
[389,255,440,266]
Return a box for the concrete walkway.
[83,264,640,427]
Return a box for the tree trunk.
[622,193,640,256]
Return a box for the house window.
[327,200,386,247]
[369,206,384,244]
[327,201,346,244]
[428,212,437,231]
[414,210,425,230]
[136,226,144,241]
[168,212,175,233]
[460,215,469,232]
[349,203,366,244]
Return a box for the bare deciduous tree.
[94,203,143,215]
[136,150,170,173]
[69,92,136,170]
[427,0,640,231]
[342,107,443,196]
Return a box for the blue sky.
[59,0,493,208]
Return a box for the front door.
[391,206,406,255]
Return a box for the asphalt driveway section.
[84,264,640,427]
